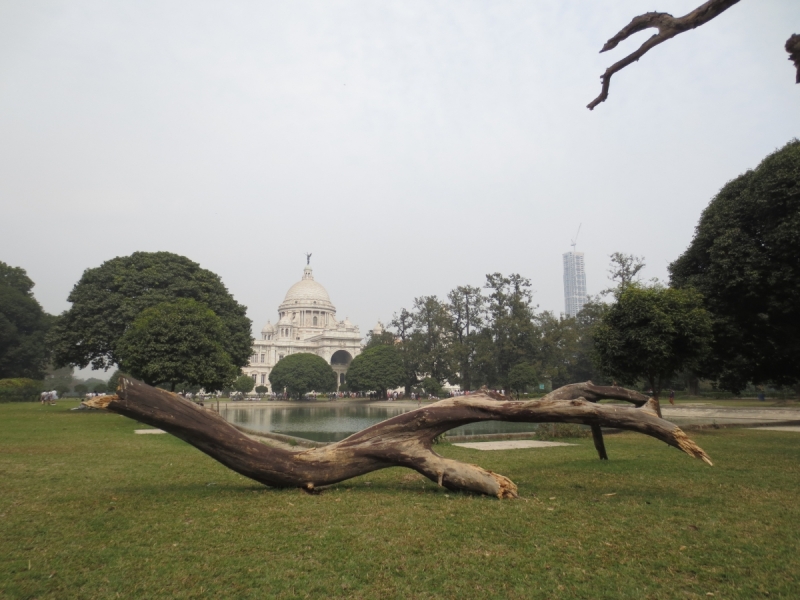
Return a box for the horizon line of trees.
[2,140,799,401]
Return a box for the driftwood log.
[86,377,711,499]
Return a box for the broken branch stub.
[87,377,711,499]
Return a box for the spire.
[302,265,313,280]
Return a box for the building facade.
[242,265,362,391]
[562,251,587,318]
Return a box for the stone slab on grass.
[453,440,577,451]
[753,426,800,433]
[134,429,166,435]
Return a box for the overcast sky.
[1,0,798,378]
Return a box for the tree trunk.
[86,378,711,499]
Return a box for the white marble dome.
[283,279,331,304]
[278,266,335,311]
[261,321,275,333]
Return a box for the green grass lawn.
[2,402,799,599]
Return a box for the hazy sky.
[1,0,798,378]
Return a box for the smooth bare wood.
[588,0,741,110]
[87,377,711,499]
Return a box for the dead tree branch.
[787,34,800,84]
[587,0,741,110]
[87,378,711,499]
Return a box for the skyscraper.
[563,251,587,318]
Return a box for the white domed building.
[243,265,362,391]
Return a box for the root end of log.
[83,394,117,409]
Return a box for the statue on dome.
[305,252,312,265]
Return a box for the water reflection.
[221,404,538,442]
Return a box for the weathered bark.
[787,34,800,84]
[86,377,711,499]
[588,0,741,110]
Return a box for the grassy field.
[1,402,799,599]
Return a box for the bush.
[0,378,43,402]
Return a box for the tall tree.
[507,363,539,398]
[605,253,646,293]
[345,345,405,399]
[116,299,238,392]
[269,353,337,399]
[535,311,579,389]
[0,261,53,379]
[364,326,395,349]
[480,273,538,389]
[389,308,419,395]
[410,296,453,386]
[594,284,712,401]
[570,299,611,384]
[446,285,485,391]
[670,139,800,393]
[49,252,252,373]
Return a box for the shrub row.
[0,379,43,402]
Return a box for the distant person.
[669,390,675,405]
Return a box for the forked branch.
[87,378,711,499]
[587,0,741,110]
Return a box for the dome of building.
[261,321,275,333]
[279,266,335,311]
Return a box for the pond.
[220,403,539,443]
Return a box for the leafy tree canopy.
[254,385,268,395]
[344,345,404,398]
[670,140,800,392]
[269,353,336,399]
[116,299,238,392]
[364,328,395,349]
[419,376,443,397]
[507,363,538,396]
[49,252,252,372]
[476,273,538,389]
[0,261,53,379]
[604,253,646,295]
[594,284,712,399]
[107,370,123,395]
[446,285,485,391]
[233,374,255,394]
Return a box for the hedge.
[0,378,44,402]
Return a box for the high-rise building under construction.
[563,251,587,318]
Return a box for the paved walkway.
[453,440,577,450]
[662,406,800,425]
[753,426,800,432]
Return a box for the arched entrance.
[330,350,353,391]
[330,350,352,365]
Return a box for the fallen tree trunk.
[86,377,711,499]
